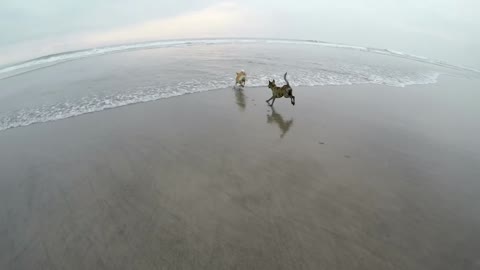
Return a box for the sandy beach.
[1,75,480,269]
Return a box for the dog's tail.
[284,72,290,86]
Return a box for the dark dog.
[267,72,295,106]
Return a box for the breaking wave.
[1,38,478,78]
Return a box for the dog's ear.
[272,79,275,83]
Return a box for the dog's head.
[268,80,276,89]
[236,70,246,77]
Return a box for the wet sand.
[1,76,480,269]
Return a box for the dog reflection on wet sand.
[267,107,293,138]
[235,88,246,111]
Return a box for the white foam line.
[0,71,441,132]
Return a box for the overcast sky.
[1,0,479,68]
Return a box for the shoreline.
[0,75,447,134]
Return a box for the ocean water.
[0,39,477,131]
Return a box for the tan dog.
[267,72,295,106]
[235,70,247,88]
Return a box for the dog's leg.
[270,97,276,106]
[266,96,273,105]
[291,95,295,106]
